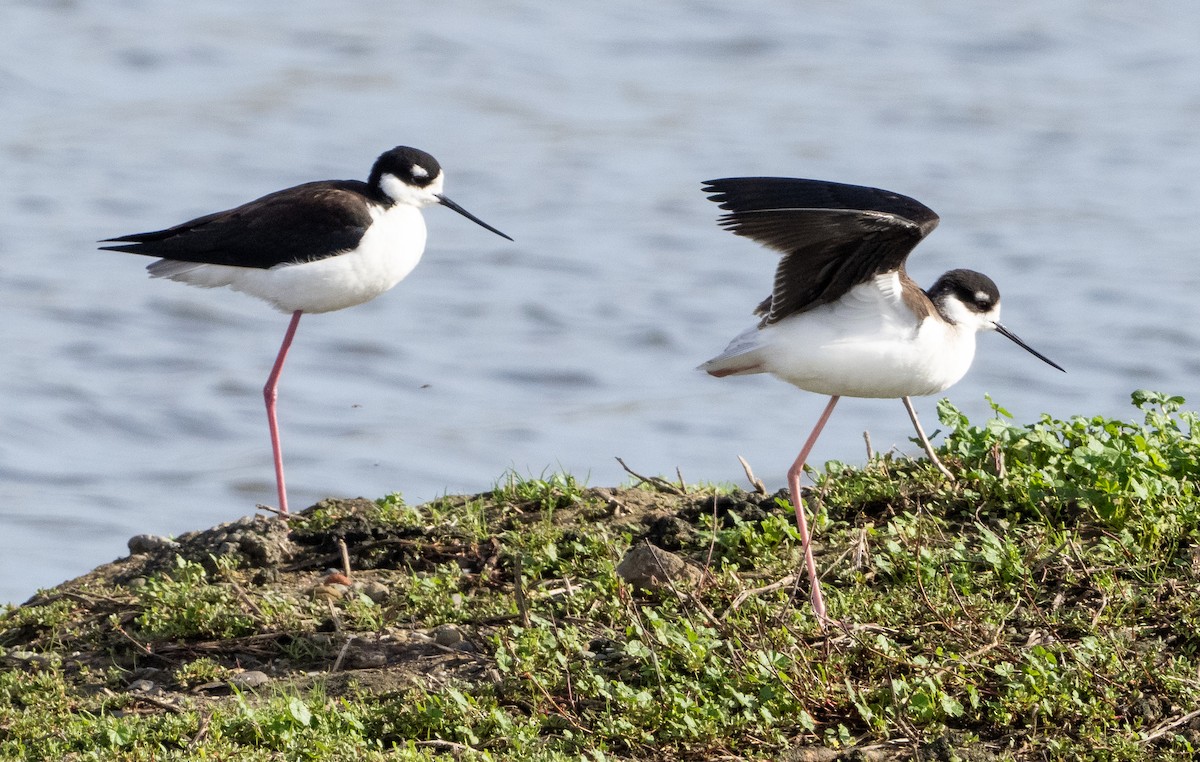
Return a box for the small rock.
[360,580,389,603]
[127,534,179,555]
[311,583,349,602]
[5,650,46,667]
[431,624,464,647]
[251,568,280,586]
[343,640,388,669]
[191,681,226,693]
[616,542,702,592]
[781,748,849,762]
[229,670,270,689]
[641,515,694,551]
[127,679,157,694]
[347,651,388,669]
[131,667,164,682]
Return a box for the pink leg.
[786,395,840,629]
[264,310,303,516]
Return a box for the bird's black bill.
[994,323,1065,373]
[437,195,513,241]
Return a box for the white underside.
[701,273,981,398]
[149,203,427,314]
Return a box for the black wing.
[702,177,939,324]
[99,180,378,270]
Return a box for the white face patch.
[410,164,430,179]
[939,292,1001,332]
[974,290,989,303]
[378,171,444,207]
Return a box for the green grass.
[2,391,1200,759]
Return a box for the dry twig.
[737,455,767,495]
[512,554,531,628]
[330,638,352,673]
[337,538,352,578]
[255,504,308,521]
[723,574,797,618]
[702,495,720,576]
[1141,707,1200,744]
[615,457,686,495]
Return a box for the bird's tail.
[698,326,768,377]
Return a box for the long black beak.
[994,323,1065,373]
[437,195,513,241]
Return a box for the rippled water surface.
[3,1,1200,603]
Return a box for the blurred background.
[3,1,1198,604]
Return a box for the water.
[3,1,1199,605]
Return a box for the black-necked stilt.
[102,146,512,516]
[699,177,1063,627]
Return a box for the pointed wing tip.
[98,231,154,252]
[701,180,732,209]
[98,242,138,253]
[99,233,153,247]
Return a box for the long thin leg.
[786,395,840,629]
[901,396,954,480]
[264,310,303,516]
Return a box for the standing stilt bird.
[102,146,512,516]
[699,177,1063,627]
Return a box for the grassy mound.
[2,391,1199,760]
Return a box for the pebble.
[311,583,349,602]
[127,534,179,555]
[229,670,271,689]
[615,542,702,592]
[5,650,50,668]
[431,624,464,647]
[345,647,388,669]
[361,580,390,603]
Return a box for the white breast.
[711,273,980,399]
